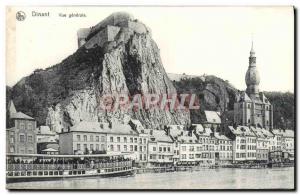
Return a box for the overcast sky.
[7,6,294,92]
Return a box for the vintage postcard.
[6,6,295,190]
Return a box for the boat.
[6,153,135,183]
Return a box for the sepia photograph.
[5,6,295,190]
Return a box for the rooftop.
[10,112,34,120]
[37,126,55,135]
[145,129,173,143]
[228,126,256,137]
[204,111,221,124]
[214,132,231,140]
[272,129,294,138]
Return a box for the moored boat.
[6,153,135,183]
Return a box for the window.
[124,137,127,143]
[140,146,142,152]
[96,144,99,151]
[159,147,162,152]
[20,123,25,130]
[130,138,133,143]
[143,139,146,144]
[77,135,81,141]
[189,146,194,152]
[124,145,127,151]
[139,138,142,144]
[144,146,146,152]
[28,135,33,143]
[101,136,105,142]
[110,145,114,151]
[84,144,87,149]
[117,145,120,151]
[96,136,99,142]
[189,154,194,159]
[182,146,186,151]
[134,146,137,151]
[153,147,156,151]
[28,123,33,130]
[130,145,133,151]
[182,154,186,159]
[247,104,250,109]
[168,147,170,152]
[9,146,14,153]
[10,134,14,143]
[110,137,114,142]
[77,144,80,150]
[140,154,143,160]
[117,137,120,142]
[20,135,25,143]
[90,135,93,142]
[163,147,166,152]
[90,144,94,151]
[84,135,87,142]
[134,138,137,143]
[101,144,105,151]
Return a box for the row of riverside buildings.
[6,100,294,167]
[6,42,294,167]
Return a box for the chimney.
[166,128,170,136]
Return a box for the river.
[7,167,294,190]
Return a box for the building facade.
[59,121,108,155]
[6,101,37,154]
[146,129,174,167]
[214,132,233,164]
[234,42,273,130]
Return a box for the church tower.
[233,40,273,130]
[245,41,260,100]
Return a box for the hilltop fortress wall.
[77,12,149,48]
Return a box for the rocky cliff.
[7,12,190,132]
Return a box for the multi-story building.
[59,121,108,154]
[281,130,294,156]
[271,129,283,151]
[272,129,294,156]
[233,42,273,130]
[166,125,185,164]
[192,124,216,165]
[251,127,270,162]
[214,132,233,165]
[176,131,201,165]
[227,126,257,163]
[6,101,37,154]
[36,125,59,154]
[36,125,57,143]
[129,120,149,166]
[146,129,174,167]
[103,122,139,161]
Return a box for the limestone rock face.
[9,12,190,132]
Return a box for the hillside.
[172,74,294,129]
[6,12,190,131]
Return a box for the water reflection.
[7,167,294,190]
